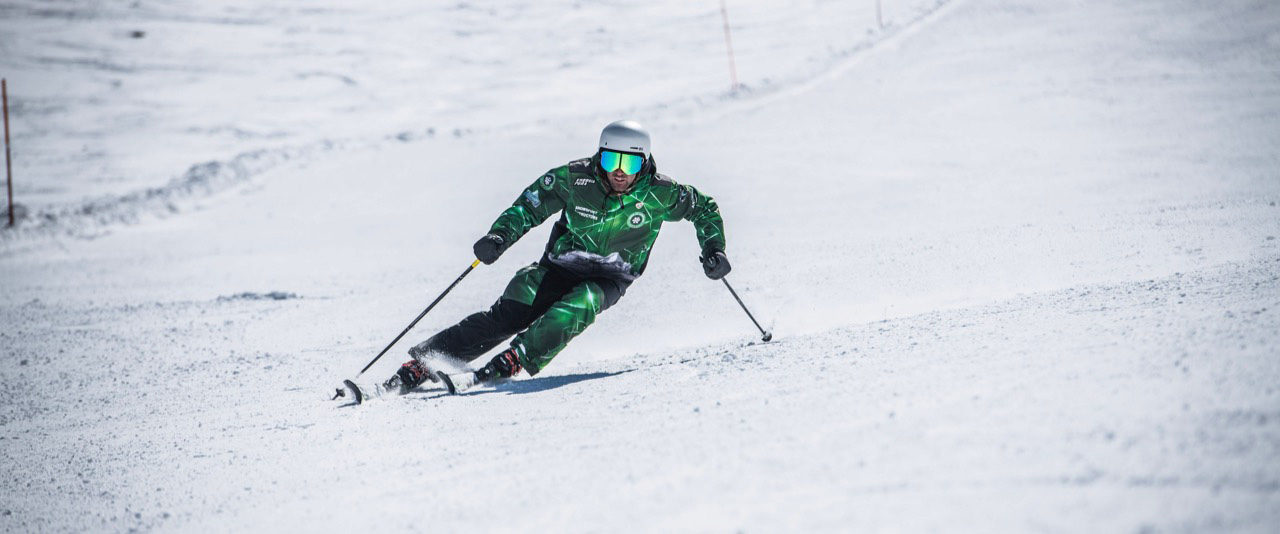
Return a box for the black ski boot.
[439,348,522,394]
[384,358,438,394]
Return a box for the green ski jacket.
[488,157,725,279]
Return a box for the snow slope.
[0,0,943,242]
[2,0,1279,532]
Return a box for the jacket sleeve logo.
[525,190,541,208]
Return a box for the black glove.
[700,249,731,280]
[473,233,508,265]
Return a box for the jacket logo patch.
[541,174,555,190]
[573,206,600,221]
[574,178,594,186]
[525,190,541,208]
[628,213,646,228]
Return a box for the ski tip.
[343,379,364,405]
[437,371,457,395]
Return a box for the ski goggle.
[600,149,645,175]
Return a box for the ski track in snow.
[2,258,1277,532]
[2,0,1280,531]
[0,0,951,248]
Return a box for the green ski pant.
[412,262,627,375]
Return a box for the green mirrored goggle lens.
[600,150,644,175]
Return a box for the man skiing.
[390,120,730,395]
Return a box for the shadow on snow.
[420,369,634,399]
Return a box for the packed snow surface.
[2,0,1279,532]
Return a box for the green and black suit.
[411,155,726,375]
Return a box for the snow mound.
[217,291,301,302]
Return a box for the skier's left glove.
[700,248,731,280]
[473,233,509,265]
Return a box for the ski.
[342,379,395,404]
[437,370,480,395]
[338,359,445,404]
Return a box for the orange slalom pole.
[719,0,740,91]
[3,79,12,227]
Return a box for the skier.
[390,120,730,394]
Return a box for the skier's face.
[607,166,638,194]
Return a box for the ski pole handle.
[355,259,481,376]
[721,277,772,342]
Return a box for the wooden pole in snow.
[3,79,12,227]
[719,0,740,92]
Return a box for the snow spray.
[334,259,482,400]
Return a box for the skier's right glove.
[700,249,731,280]
[473,233,508,265]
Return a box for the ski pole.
[337,259,481,394]
[721,277,772,342]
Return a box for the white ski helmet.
[598,120,651,158]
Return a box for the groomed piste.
[1,0,1278,531]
